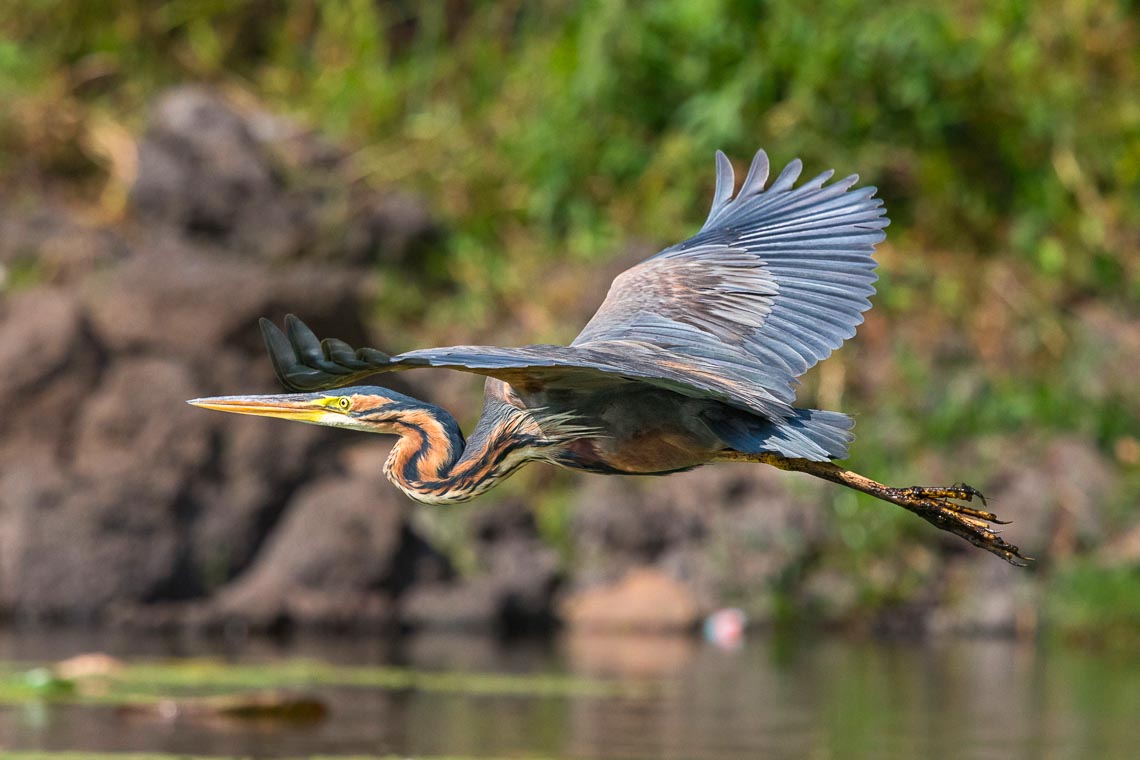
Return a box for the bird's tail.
[707,408,854,462]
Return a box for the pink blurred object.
[703,607,746,648]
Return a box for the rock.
[361,193,445,269]
[559,567,700,633]
[0,287,101,503]
[399,499,561,632]
[186,399,329,587]
[569,464,828,620]
[194,476,447,632]
[130,86,302,258]
[0,461,185,621]
[53,652,126,680]
[65,355,324,594]
[82,242,366,361]
[128,86,442,267]
[0,85,461,630]
[71,357,209,489]
[0,291,321,621]
[399,577,507,632]
[0,208,128,283]
[571,476,707,567]
[402,543,561,632]
[0,287,86,400]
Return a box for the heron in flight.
[190,150,1026,565]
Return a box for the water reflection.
[0,629,1137,759]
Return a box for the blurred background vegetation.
[1,0,1137,637]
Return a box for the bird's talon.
[891,485,1027,566]
[958,482,988,507]
[904,484,988,506]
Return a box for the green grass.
[1046,562,1140,646]
[0,658,656,707]
[3,1,1136,306]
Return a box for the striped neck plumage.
[381,401,538,505]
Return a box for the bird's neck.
[382,401,538,505]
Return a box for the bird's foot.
[890,482,1030,566]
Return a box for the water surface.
[0,629,1136,759]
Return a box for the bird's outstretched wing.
[572,149,886,404]
[261,315,789,416]
[263,149,887,418]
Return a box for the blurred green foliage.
[1047,562,1140,645]
[1,0,1138,625]
[3,1,1137,299]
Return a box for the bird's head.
[187,386,429,434]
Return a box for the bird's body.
[191,149,1028,565]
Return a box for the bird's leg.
[729,452,1029,566]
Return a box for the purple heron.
[190,150,1026,565]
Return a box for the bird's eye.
[337,397,352,411]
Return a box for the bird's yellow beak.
[187,394,329,423]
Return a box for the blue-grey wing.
[263,150,885,420]
[572,149,887,404]
[262,315,785,415]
